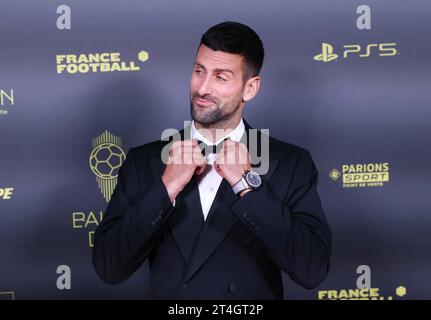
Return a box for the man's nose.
[197,75,213,97]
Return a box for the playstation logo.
[314,43,338,62]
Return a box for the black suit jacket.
[92,120,332,299]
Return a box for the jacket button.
[228,283,237,293]
[250,221,256,227]
[150,221,156,227]
[181,283,188,291]
[242,212,248,219]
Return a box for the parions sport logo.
[329,162,389,188]
[56,50,149,74]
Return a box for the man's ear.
[242,76,261,102]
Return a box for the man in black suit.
[93,21,331,299]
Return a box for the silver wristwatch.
[232,170,262,195]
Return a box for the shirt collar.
[190,118,245,145]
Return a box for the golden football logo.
[89,131,126,202]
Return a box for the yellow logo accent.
[318,286,406,300]
[0,188,14,200]
[138,50,149,62]
[396,286,406,297]
[331,162,390,188]
[72,211,104,247]
[343,43,397,58]
[56,50,149,74]
[314,43,338,62]
[329,169,341,181]
[89,131,126,202]
[314,42,397,62]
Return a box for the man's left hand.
[214,140,252,188]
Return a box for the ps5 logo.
[313,43,338,62]
[314,42,398,62]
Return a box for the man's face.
[190,44,247,126]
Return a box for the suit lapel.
[151,153,206,264]
[168,175,205,263]
[151,122,206,263]
[182,177,237,281]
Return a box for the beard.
[190,92,242,126]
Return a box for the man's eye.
[216,76,227,81]
[195,70,204,75]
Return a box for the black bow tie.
[197,137,231,156]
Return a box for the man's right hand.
[161,139,207,203]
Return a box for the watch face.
[246,171,261,188]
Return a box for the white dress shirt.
[189,118,245,220]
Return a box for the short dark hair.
[199,21,264,80]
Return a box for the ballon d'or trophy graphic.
[89,131,126,203]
